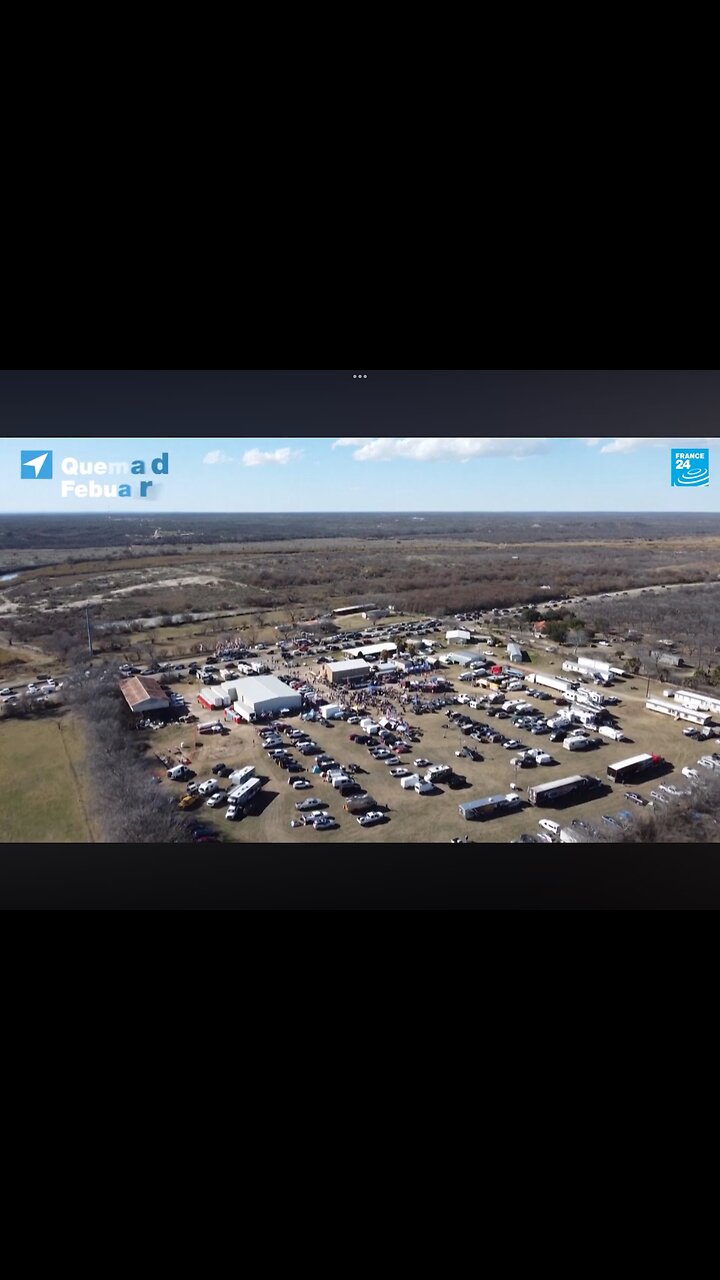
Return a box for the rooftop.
[119,676,170,712]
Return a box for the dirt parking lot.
[146,661,717,845]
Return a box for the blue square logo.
[21,450,53,480]
[671,448,709,488]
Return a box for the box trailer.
[606,753,664,784]
[598,725,625,741]
[527,774,601,806]
[645,698,712,726]
[458,794,521,820]
[526,672,577,694]
[563,736,592,751]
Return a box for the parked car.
[206,792,227,808]
[291,778,312,790]
[624,791,646,805]
[296,798,328,812]
[357,810,386,827]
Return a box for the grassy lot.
[0,646,32,675]
[0,712,94,843]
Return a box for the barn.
[229,674,303,722]
[120,676,171,716]
[507,643,523,663]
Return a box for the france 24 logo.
[671,448,709,488]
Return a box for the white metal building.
[229,674,302,721]
[446,629,471,643]
[344,643,398,660]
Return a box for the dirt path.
[55,719,96,842]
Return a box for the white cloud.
[203,450,235,465]
[242,447,302,467]
[331,437,549,462]
[584,436,720,454]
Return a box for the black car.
[212,763,226,774]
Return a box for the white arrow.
[24,452,49,476]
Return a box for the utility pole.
[86,607,94,659]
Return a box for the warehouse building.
[441,650,486,667]
[120,676,171,716]
[327,659,372,686]
[227,674,303,722]
[344,643,398,661]
[446,628,471,643]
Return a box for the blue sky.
[2,434,718,512]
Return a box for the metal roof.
[119,676,170,711]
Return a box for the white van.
[414,780,434,794]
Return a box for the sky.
[1,370,719,513]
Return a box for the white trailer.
[598,725,625,741]
[562,661,584,674]
[227,776,263,807]
[229,765,256,786]
[672,690,720,716]
[645,698,712,726]
[526,672,577,694]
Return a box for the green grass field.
[0,713,94,843]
